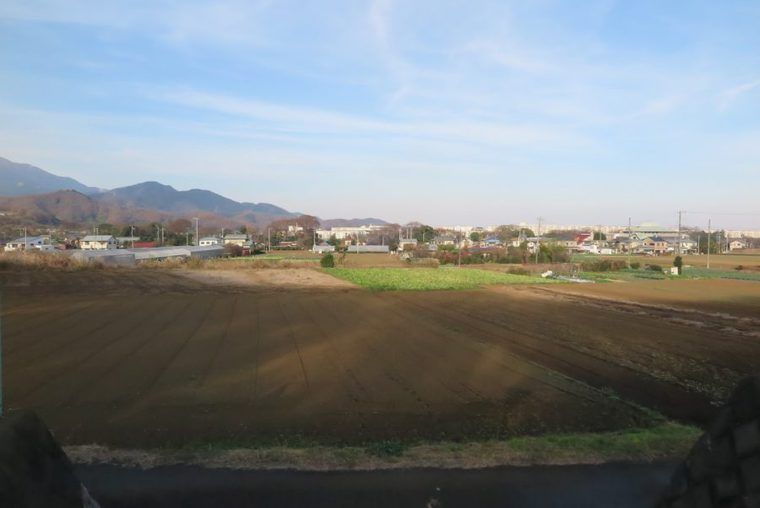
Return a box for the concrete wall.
[0,411,98,507]
[659,377,760,507]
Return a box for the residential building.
[223,233,250,247]
[730,239,748,251]
[639,236,671,255]
[312,243,335,253]
[398,238,418,251]
[199,236,221,247]
[316,225,387,241]
[80,235,117,250]
[483,236,502,247]
[434,235,457,246]
[4,235,53,252]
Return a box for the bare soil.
[3,268,758,448]
[178,268,357,291]
[541,278,760,318]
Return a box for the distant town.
[4,216,758,266]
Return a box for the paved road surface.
[77,461,673,507]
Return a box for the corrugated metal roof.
[347,245,390,253]
[7,236,48,244]
[82,235,115,242]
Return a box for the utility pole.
[130,226,135,248]
[193,217,200,247]
[535,217,543,264]
[707,218,711,269]
[457,233,462,267]
[627,217,632,268]
[677,210,682,256]
[267,228,271,252]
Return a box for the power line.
[681,211,760,217]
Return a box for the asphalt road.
[77,461,674,507]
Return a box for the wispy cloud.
[718,79,760,111]
[1,0,759,225]
[158,88,589,149]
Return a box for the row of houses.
[4,232,256,253]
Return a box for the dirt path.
[77,462,675,508]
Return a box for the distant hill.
[0,190,172,226]
[0,157,100,196]
[0,157,299,229]
[0,190,251,229]
[320,218,389,228]
[95,182,296,227]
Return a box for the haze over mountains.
[0,157,386,230]
[0,157,101,196]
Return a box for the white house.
[80,235,117,250]
[729,239,748,251]
[199,236,221,247]
[223,233,250,247]
[312,243,335,253]
[317,225,386,241]
[4,235,53,252]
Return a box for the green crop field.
[579,267,760,283]
[325,267,554,290]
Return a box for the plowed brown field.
[2,268,758,448]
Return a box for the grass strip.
[65,422,699,471]
[324,267,555,291]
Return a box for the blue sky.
[0,1,758,228]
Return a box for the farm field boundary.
[65,422,699,471]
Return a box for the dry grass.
[0,251,104,271]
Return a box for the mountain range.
[0,157,100,196]
[0,157,387,230]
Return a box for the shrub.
[320,253,335,268]
[224,244,243,257]
[580,259,626,272]
[647,264,663,272]
[673,256,683,274]
[630,262,640,269]
[507,266,531,276]
[735,265,744,271]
